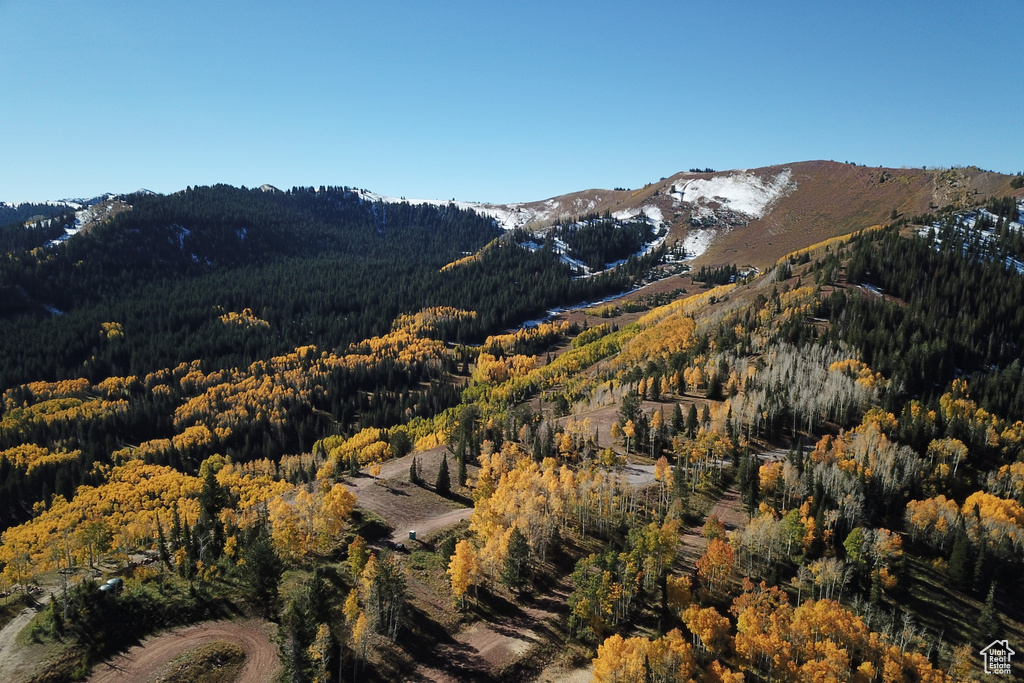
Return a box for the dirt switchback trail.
[88,620,280,683]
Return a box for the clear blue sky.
[2,1,1022,204]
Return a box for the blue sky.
[2,1,1021,204]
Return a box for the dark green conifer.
[436,453,450,495]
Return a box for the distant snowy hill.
[353,162,1019,268]
[6,162,1020,267]
[358,168,795,260]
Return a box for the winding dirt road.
[88,620,280,683]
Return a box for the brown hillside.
[708,161,1015,268]
[499,161,1018,270]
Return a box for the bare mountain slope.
[462,161,1018,269]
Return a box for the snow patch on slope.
[612,205,664,224]
[356,190,568,232]
[672,169,793,219]
[682,229,716,259]
[45,198,130,247]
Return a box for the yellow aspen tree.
[705,660,745,682]
[682,604,731,655]
[447,539,479,608]
[268,496,305,561]
[316,484,356,549]
[623,420,636,453]
[359,553,379,603]
[343,589,360,627]
[592,634,632,682]
[352,611,369,668]
[308,622,333,682]
[654,455,671,511]
[697,537,735,597]
[347,535,368,578]
[666,574,693,618]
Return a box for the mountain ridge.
[440,160,1021,268]
[6,161,1020,270]
[299,161,1024,268]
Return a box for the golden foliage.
[697,538,735,596]
[217,307,270,328]
[729,580,949,682]
[682,604,731,654]
[961,491,1024,551]
[267,483,357,561]
[482,320,570,355]
[0,444,81,474]
[593,629,695,683]
[0,461,202,577]
[829,359,889,390]
[447,539,479,605]
[101,321,124,339]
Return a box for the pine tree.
[181,519,195,577]
[978,581,1000,642]
[436,453,450,495]
[171,504,182,549]
[156,517,172,571]
[671,403,684,436]
[686,404,699,438]
[409,457,420,485]
[973,542,990,593]
[458,453,467,487]
[673,451,687,500]
[240,517,284,618]
[737,454,759,514]
[947,531,970,588]
[501,527,531,592]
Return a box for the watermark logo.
[980,640,1015,675]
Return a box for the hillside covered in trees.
[1,184,1023,682]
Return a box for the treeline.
[693,263,739,287]
[0,240,647,388]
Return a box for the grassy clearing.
[156,641,245,683]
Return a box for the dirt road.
[0,592,50,683]
[397,507,473,545]
[88,620,280,683]
[343,448,474,546]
